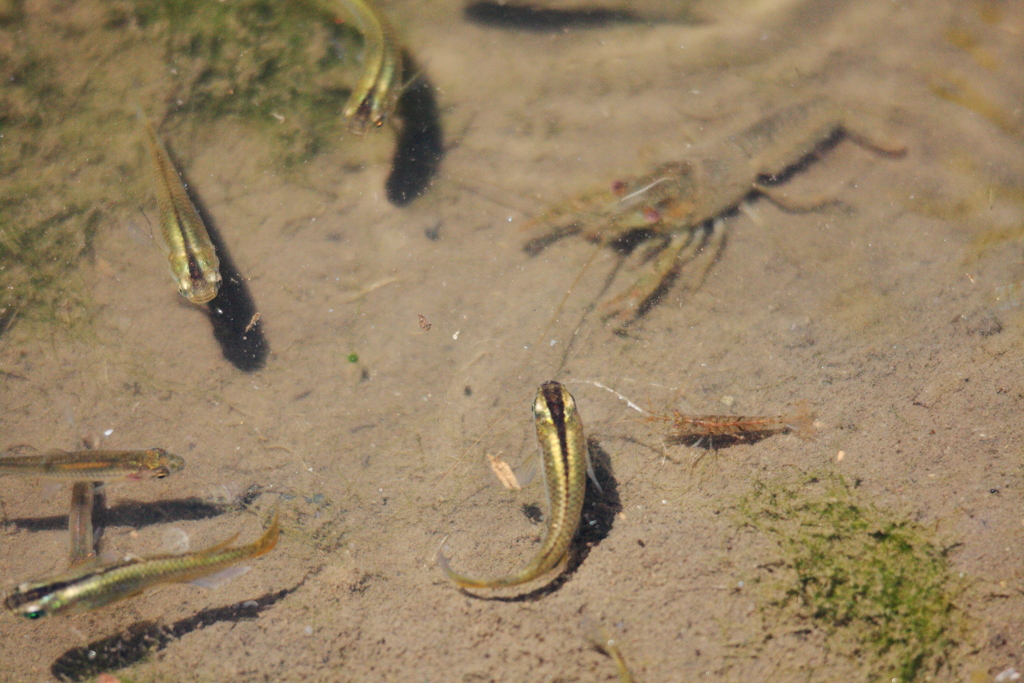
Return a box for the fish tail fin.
[248,509,280,558]
[434,545,495,589]
[786,400,817,441]
[129,98,154,134]
[130,100,165,159]
[436,542,563,590]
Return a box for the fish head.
[346,83,400,136]
[534,381,574,423]
[178,271,221,305]
[5,582,62,619]
[144,448,186,478]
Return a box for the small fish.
[0,448,185,481]
[139,111,222,304]
[583,617,636,683]
[69,482,97,567]
[6,512,279,618]
[330,0,404,133]
[438,381,596,589]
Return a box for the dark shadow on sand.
[464,1,645,31]
[51,582,303,681]
[669,429,790,450]
[8,497,229,532]
[386,53,445,207]
[173,159,269,372]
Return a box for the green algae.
[738,472,963,682]
[0,35,94,333]
[0,0,365,336]
[132,0,363,166]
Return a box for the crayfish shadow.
[50,583,301,681]
[461,437,622,603]
[670,430,783,450]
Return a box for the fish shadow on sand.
[50,582,303,681]
[385,52,444,207]
[8,496,229,533]
[459,437,622,603]
[177,170,269,373]
[464,1,645,31]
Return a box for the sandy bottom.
[2,0,1024,680]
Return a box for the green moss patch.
[132,0,363,165]
[0,0,365,335]
[738,473,963,682]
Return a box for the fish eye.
[154,467,171,479]
[24,609,44,620]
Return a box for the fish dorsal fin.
[193,531,242,556]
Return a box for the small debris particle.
[488,453,520,490]
[995,667,1021,683]
[244,312,260,333]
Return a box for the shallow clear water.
[1,0,1023,680]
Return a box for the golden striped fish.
[328,0,404,133]
[438,381,595,589]
[6,512,279,618]
[139,111,222,304]
[0,448,185,481]
[69,481,97,567]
